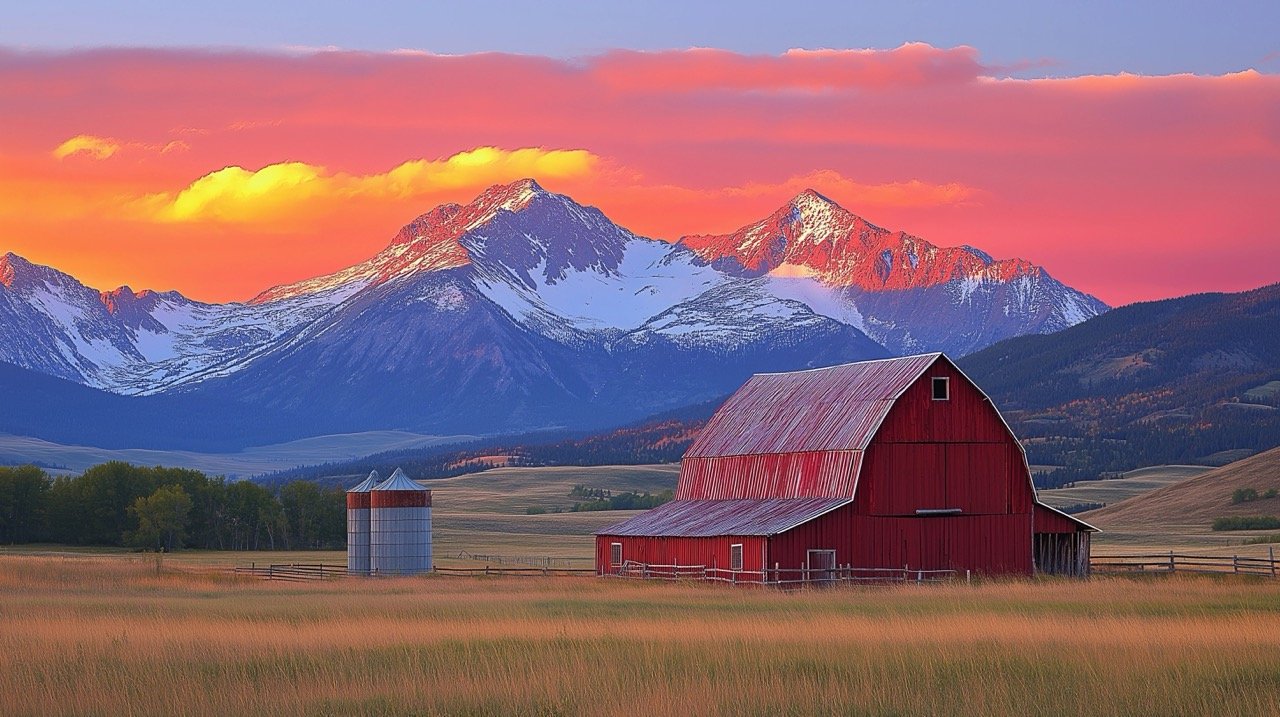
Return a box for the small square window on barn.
[932,376,950,401]
[730,543,744,571]
[610,542,622,566]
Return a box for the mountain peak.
[791,188,838,208]
[469,178,548,218]
[0,252,68,291]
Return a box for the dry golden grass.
[3,555,1280,716]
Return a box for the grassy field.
[3,554,1280,716]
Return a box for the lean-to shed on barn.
[595,353,1095,581]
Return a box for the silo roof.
[373,467,426,491]
[347,470,381,493]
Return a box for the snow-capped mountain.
[0,180,1105,447]
[679,189,1107,354]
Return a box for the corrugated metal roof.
[372,467,426,491]
[1034,501,1100,532]
[347,470,381,494]
[596,497,851,537]
[686,353,941,457]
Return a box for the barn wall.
[855,359,1036,518]
[677,451,860,500]
[767,511,1032,576]
[595,535,766,576]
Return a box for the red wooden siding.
[596,535,766,575]
[677,451,860,499]
[762,509,1033,576]
[873,359,1014,444]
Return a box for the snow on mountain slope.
[464,190,726,337]
[0,252,360,394]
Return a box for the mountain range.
[0,179,1105,450]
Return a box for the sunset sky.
[1,2,1277,306]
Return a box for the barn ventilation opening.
[730,544,743,571]
[932,377,950,401]
[610,542,622,566]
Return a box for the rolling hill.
[1084,446,1280,531]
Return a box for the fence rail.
[1091,551,1279,578]
[434,566,597,577]
[232,563,349,582]
[611,560,957,587]
[450,551,589,568]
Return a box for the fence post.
[966,569,971,585]
[1233,555,1239,574]
[1271,547,1276,578]
[1169,550,1175,573]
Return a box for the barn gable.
[678,353,941,500]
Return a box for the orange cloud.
[136,147,599,223]
[52,134,188,161]
[52,135,120,160]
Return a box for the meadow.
[3,554,1280,716]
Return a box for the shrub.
[1231,488,1259,504]
[1264,488,1279,499]
[1212,516,1280,531]
[1058,502,1105,514]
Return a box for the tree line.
[0,462,345,551]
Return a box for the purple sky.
[7,0,1278,76]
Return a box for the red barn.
[596,353,1095,581]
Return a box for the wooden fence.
[611,560,958,587]
[450,551,588,568]
[1091,551,1279,578]
[434,566,597,577]
[232,563,349,582]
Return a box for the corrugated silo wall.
[346,491,372,574]
[370,490,433,574]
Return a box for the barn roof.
[598,497,851,537]
[685,353,942,458]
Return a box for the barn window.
[610,542,622,566]
[730,544,744,571]
[932,377,950,401]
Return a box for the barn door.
[807,549,836,584]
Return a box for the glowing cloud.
[52,134,120,160]
[142,147,599,223]
[52,134,188,161]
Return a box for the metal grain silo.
[370,468,432,575]
[345,470,380,575]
